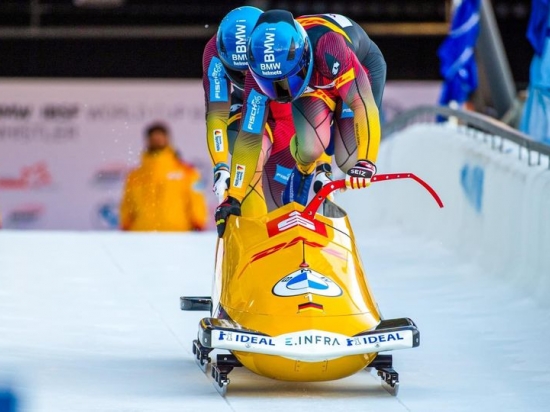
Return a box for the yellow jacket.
[120,147,208,232]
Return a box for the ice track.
[1,229,550,412]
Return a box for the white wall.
[340,123,550,306]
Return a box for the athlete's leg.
[226,94,243,154]
[263,113,296,210]
[282,94,333,205]
[333,99,359,173]
[226,93,272,218]
[237,132,272,218]
[290,95,334,173]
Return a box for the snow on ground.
[0,229,549,412]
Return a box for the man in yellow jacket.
[120,123,208,232]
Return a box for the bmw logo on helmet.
[216,6,263,71]
[247,10,313,103]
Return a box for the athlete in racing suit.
[203,6,297,218]
[215,10,386,236]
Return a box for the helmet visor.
[251,39,312,103]
[254,65,309,103]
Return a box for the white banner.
[0,79,440,230]
[0,79,214,230]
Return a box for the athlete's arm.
[317,32,381,163]
[202,36,232,167]
[227,72,270,203]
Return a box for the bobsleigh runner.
[181,173,443,396]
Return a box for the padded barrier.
[340,123,550,306]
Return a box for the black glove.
[345,160,377,189]
[215,196,241,237]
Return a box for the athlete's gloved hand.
[215,196,241,237]
[345,160,377,189]
[313,163,333,194]
[313,163,335,202]
[213,163,231,205]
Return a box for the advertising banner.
[0,79,212,230]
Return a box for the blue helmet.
[247,10,313,103]
[216,6,263,71]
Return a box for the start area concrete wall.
[340,123,550,306]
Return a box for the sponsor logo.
[233,164,245,188]
[231,53,247,64]
[273,268,343,297]
[6,204,44,226]
[251,236,346,262]
[92,163,129,186]
[229,103,243,113]
[212,327,411,356]
[461,164,484,213]
[345,333,405,347]
[212,62,224,100]
[274,164,292,184]
[324,14,353,28]
[243,89,267,134]
[85,104,194,122]
[93,201,119,230]
[334,68,356,88]
[218,331,275,346]
[42,104,79,121]
[0,105,32,120]
[252,236,323,262]
[0,163,52,190]
[260,62,282,76]
[285,334,341,347]
[341,102,353,119]
[213,129,224,152]
[349,168,367,177]
[247,95,264,131]
[208,58,229,102]
[0,125,78,142]
[264,31,276,62]
[331,60,340,76]
[278,210,315,231]
[266,210,328,237]
[232,23,248,67]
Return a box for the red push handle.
[303,173,444,217]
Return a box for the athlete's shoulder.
[313,31,354,79]
[203,35,221,72]
[203,36,218,60]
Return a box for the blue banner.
[438,0,481,106]
[527,0,550,56]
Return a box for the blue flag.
[438,0,481,106]
[527,0,549,56]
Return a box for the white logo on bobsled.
[273,268,342,297]
[277,211,315,232]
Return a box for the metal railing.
[382,105,550,169]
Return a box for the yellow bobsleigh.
[181,173,443,396]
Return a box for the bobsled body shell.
[216,202,382,381]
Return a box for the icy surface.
[1,229,549,412]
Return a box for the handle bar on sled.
[303,173,444,218]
